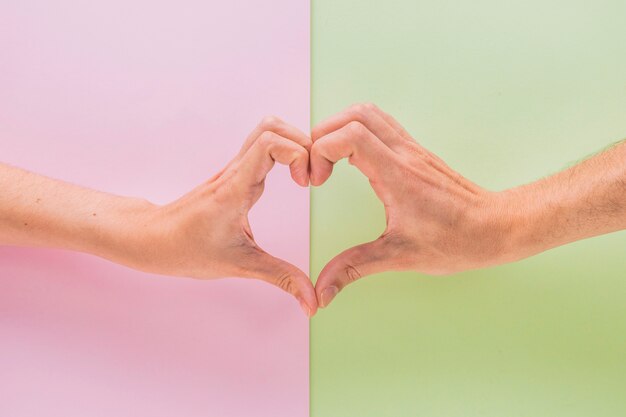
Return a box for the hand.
[310,103,516,308]
[132,117,317,316]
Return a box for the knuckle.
[353,102,377,117]
[348,103,370,120]
[298,143,309,155]
[209,179,234,205]
[362,102,377,111]
[257,131,278,148]
[401,140,421,155]
[310,140,327,161]
[275,272,294,294]
[294,147,308,160]
[259,115,282,130]
[345,120,367,137]
[344,264,362,283]
[310,126,323,141]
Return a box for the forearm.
[0,163,156,267]
[501,140,626,260]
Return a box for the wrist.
[489,185,551,265]
[88,196,162,271]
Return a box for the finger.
[218,116,312,178]
[313,103,448,168]
[241,249,318,317]
[236,131,310,187]
[310,120,399,186]
[311,103,406,150]
[372,105,454,169]
[239,115,312,158]
[315,238,393,308]
[369,105,415,143]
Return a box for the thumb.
[315,238,393,308]
[242,248,318,317]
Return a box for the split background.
[2,1,626,416]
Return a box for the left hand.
[310,104,515,308]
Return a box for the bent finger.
[310,121,399,186]
[240,115,312,157]
[236,131,310,187]
[312,103,406,150]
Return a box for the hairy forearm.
[0,163,156,266]
[501,140,626,260]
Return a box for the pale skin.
[0,117,318,317]
[310,103,626,308]
[3,107,626,316]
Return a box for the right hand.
[128,117,317,316]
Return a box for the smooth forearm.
[0,163,156,266]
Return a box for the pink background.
[0,1,310,416]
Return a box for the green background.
[310,1,626,416]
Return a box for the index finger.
[312,103,406,150]
[235,131,310,188]
[310,121,399,186]
[241,116,312,156]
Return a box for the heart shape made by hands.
[163,104,509,317]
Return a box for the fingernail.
[298,298,311,318]
[320,286,339,308]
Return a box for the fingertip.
[287,149,311,187]
[307,299,318,317]
[297,297,313,318]
[314,268,339,309]
[289,167,310,187]
[309,173,322,187]
[300,294,318,317]
[290,271,318,316]
[299,170,310,187]
[309,165,332,187]
[317,285,339,308]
